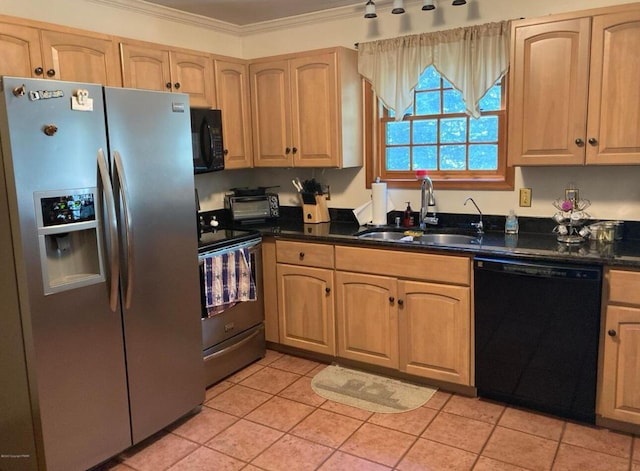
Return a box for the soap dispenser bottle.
[403,202,414,227]
[505,209,519,234]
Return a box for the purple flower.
[561,200,573,211]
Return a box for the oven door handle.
[203,327,262,361]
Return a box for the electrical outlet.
[519,188,532,207]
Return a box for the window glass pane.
[442,77,453,89]
[386,121,410,145]
[413,120,438,144]
[417,66,440,90]
[413,146,437,170]
[443,89,465,114]
[469,116,498,142]
[386,147,410,170]
[469,144,498,170]
[440,145,467,170]
[416,91,440,115]
[479,84,501,111]
[440,118,467,143]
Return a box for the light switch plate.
[519,188,532,207]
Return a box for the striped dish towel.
[203,247,256,317]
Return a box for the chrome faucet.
[464,197,484,234]
[419,173,438,229]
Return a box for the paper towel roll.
[371,182,388,225]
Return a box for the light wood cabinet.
[120,41,215,108]
[335,271,398,369]
[509,5,640,166]
[598,269,640,426]
[276,241,335,355]
[0,19,121,86]
[214,59,253,168]
[249,47,362,168]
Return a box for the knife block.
[302,194,330,223]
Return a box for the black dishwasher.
[474,257,602,423]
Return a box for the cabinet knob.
[575,138,584,147]
[298,252,305,259]
[389,296,395,303]
[608,329,617,337]
[224,149,229,155]
[174,82,181,89]
[46,69,55,77]
[588,137,598,146]
[325,287,331,294]
[292,147,298,154]
[397,299,404,306]
[165,82,172,89]
[34,67,43,76]
[285,147,291,154]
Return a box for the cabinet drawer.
[276,240,334,268]
[335,246,470,286]
[609,269,640,305]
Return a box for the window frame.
[364,75,514,191]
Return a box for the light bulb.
[364,0,377,18]
[392,0,405,14]
[422,0,436,10]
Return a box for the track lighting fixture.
[422,0,435,10]
[364,0,377,18]
[452,0,467,5]
[392,0,405,14]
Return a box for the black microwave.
[190,108,224,174]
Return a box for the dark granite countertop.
[202,207,640,269]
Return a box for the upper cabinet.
[214,58,253,169]
[0,19,121,86]
[120,41,215,108]
[508,5,640,166]
[249,47,362,168]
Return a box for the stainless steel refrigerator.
[0,77,204,471]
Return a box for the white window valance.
[358,20,511,120]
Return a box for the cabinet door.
[335,271,398,369]
[586,10,640,164]
[290,52,339,167]
[0,22,42,78]
[508,18,591,166]
[215,59,253,168]
[120,43,172,92]
[40,30,121,86]
[171,50,215,108]
[250,60,293,167]
[398,280,471,385]
[599,305,640,425]
[277,264,334,355]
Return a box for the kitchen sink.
[355,229,479,246]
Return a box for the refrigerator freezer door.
[103,87,204,443]
[0,77,131,470]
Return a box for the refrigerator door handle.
[113,150,134,309]
[97,148,120,312]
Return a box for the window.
[368,66,513,190]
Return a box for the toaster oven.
[225,194,279,223]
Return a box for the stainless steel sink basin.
[356,231,412,241]
[418,234,478,245]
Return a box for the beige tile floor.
[97,350,640,471]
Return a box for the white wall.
[3,0,640,221]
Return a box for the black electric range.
[197,227,261,254]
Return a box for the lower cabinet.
[598,269,640,426]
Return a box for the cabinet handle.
[174,82,181,89]
[325,287,331,294]
[285,147,291,154]
[165,82,172,89]
[34,67,43,76]
[46,69,55,77]
[588,137,598,146]
[298,252,305,259]
[575,138,584,147]
[224,149,229,155]
[389,296,395,303]
[397,299,404,306]
[608,329,617,337]
[292,147,298,154]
